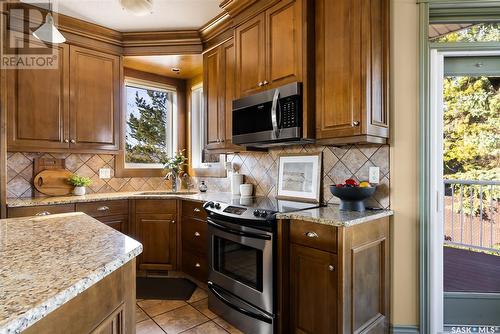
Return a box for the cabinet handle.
[328,265,335,272]
[64,139,69,143]
[263,80,269,85]
[194,232,201,237]
[304,231,318,238]
[97,206,109,212]
[70,139,76,143]
[257,82,263,87]
[171,220,176,224]
[352,121,360,127]
[193,208,201,213]
[35,211,51,216]
[195,263,201,268]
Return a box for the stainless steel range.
[203,197,320,334]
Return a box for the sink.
[135,191,198,196]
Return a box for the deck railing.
[443,179,500,252]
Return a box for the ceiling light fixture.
[119,0,153,16]
[32,1,66,44]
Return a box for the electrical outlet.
[369,167,380,184]
[99,168,111,179]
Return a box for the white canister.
[239,184,253,197]
[231,173,244,195]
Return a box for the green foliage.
[435,23,500,43]
[163,150,187,178]
[126,89,169,164]
[68,175,92,187]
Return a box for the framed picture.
[277,152,322,203]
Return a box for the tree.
[126,89,169,164]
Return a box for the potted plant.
[68,174,92,196]
[162,150,187,193]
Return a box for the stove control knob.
[206,201,215,209]
[253,210,260,216]
[260,211,268,218]
[214,202,221,210]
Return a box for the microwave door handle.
[271,89,280,139]
[208,282,273,324]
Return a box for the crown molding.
[219,0,259,17]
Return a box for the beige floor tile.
[187,287,208,303]
[213,317,244,334]
[136,305,150,323]
[191,298,217,319]
[138,299,187,317]
[181,321,229,334]
[136,319,165,334]
[153,305,209,334]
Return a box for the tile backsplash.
[7,144,390,208]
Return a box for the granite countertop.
[277,205,393,227]
[0,212,143,334]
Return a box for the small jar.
[199,181,208,193]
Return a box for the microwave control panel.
[281,96,300,128]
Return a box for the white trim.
[429,49,445,334]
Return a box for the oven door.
[207,217,273,314]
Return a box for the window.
[124,78,177,169]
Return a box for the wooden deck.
[444,246,500,293]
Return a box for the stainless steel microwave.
[232,82,313,148]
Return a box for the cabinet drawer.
[8,204,75,218]
[182,217,208,253]
[135,199,177,214]
[182,248,208,283]
[290,220,337,253]
[76,200,128,218]
[98,214,128,234]
[182,200,207,220]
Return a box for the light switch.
[99,168,111,179]
[369,167,380,184]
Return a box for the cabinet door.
[235,13,266,97]
[98,215,128,234]
[7,43,70,151]
[315,0,362,139]
[136,213,177,271]
[265,0,303,88]
[69,46,120,151]
[203,47,223,149]
[290,244,337,334]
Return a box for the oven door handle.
[207,218,272,240]
[208,282,273,324]
[271,88,281,139]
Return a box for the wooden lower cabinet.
[99,215,128,234]
[286,217,390,334]
[7,204,75,218]
[290,244,337,334]
[23,259,136,334]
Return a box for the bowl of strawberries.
[329,179,376,212]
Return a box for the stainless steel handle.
[195,263,201,268]
[171,220,176,224]
[352,121,360,127]
[328,265,335,271]
[305,231,318,238]
[97,206,109,212]
[193,208,201,213]
[257,82,264,87]
[70,139,76,143]
[194,232,201,237]
[35,211,51,216]
[271,88,280,139]
[263,80,269,85]
[64,139,69,143]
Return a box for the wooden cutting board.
[33,169,74,196]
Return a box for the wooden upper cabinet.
[266,0,302,88]
[7,43,70,151]
[204,47,223,149]
[315,0,389,144]
[69,46,120,151]
[235,13,266,97]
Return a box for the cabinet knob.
[70,139,76,143]
[257,82,264,87]
[195,263,201,268]
[305,231,318,238]
[194,232,201,237]
[97,206,109,212]
[171,220,176,224]
[263,80,269,85]
[193,208,201,213]
[35,211,51,216]
[352,121,360,127]
[64,139,69,143]
[328,265,335,272]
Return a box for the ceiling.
[23,0,223,32]
[124,55,203,79]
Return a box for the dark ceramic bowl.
[329,186,376,211]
